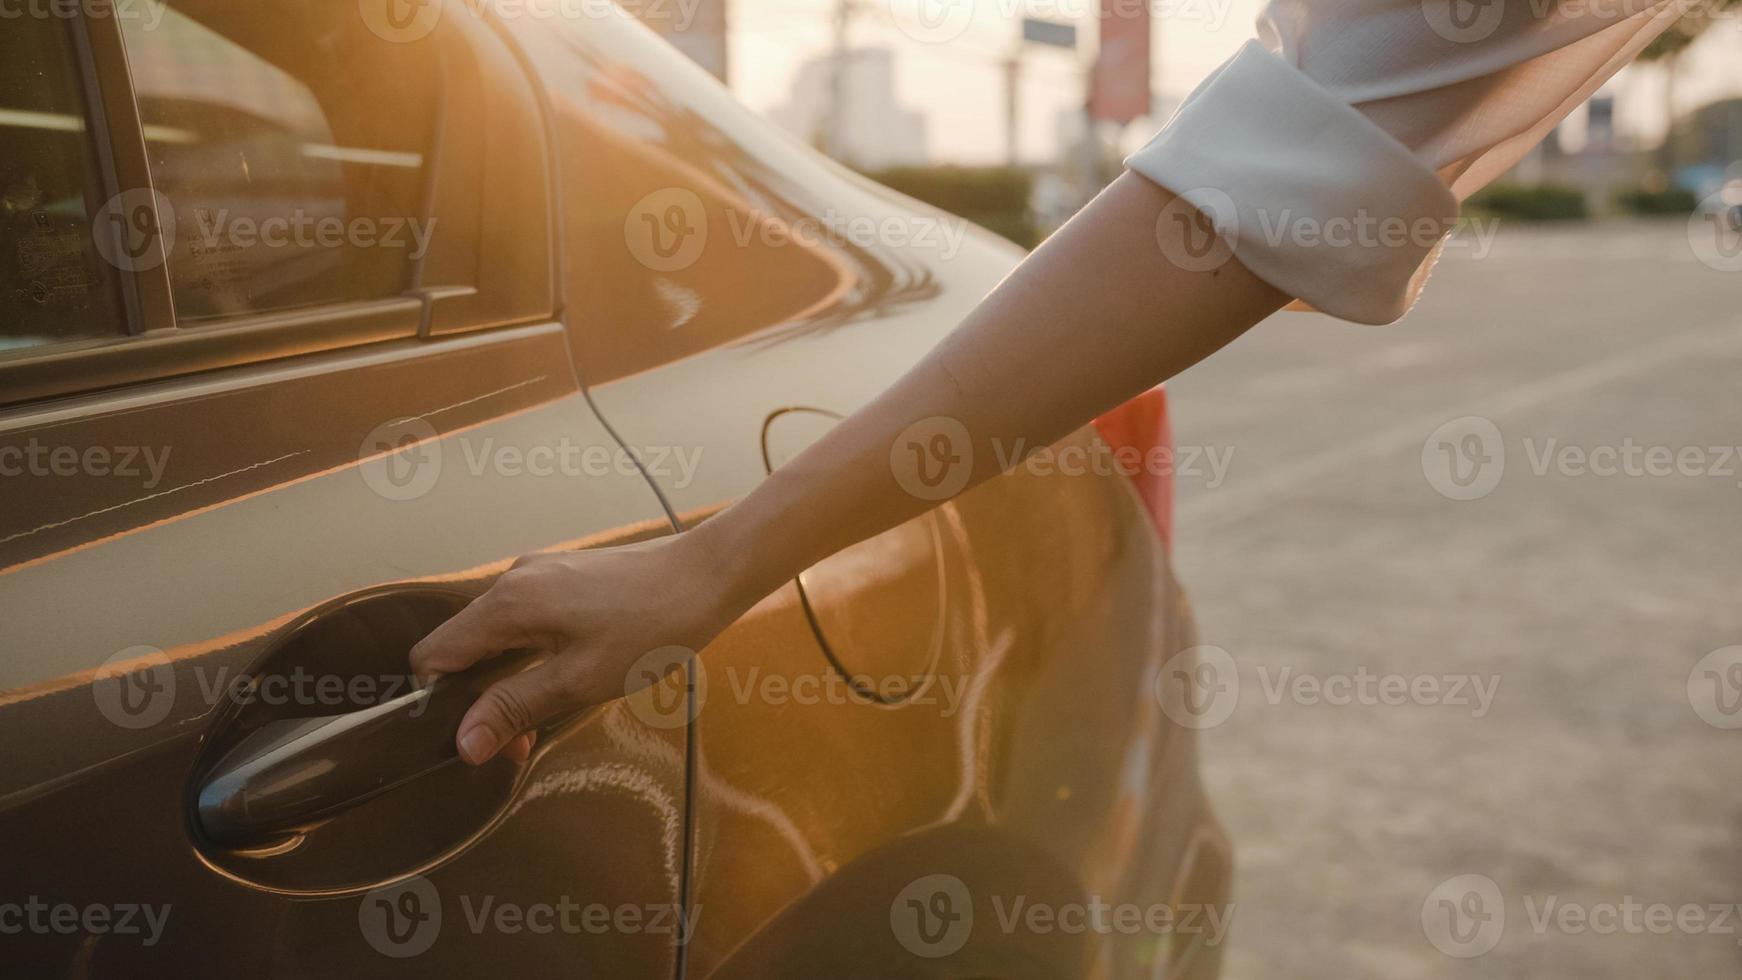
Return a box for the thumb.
[456,662,579,765]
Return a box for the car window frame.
[0,6,553,409]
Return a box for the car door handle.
[195,650,543,848]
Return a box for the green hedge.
[1614,187,1700,215]
[864,165,1039,248]
[1466,183,1589,222]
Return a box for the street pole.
[826,0,855,159]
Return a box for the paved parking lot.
[1166,219,1742,978]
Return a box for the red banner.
[1089,0,1151,123]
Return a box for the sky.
[725,0,1742,166]
[729,0,1266,163]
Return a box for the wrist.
[674,508,765,633]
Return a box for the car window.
[120,2,439,323]
[0,19,128,354]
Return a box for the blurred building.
[768,48,928,169]
[1669,98,1742,193]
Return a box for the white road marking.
[1180,317,1742,529]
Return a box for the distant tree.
[1637,0,1740,177]
[1640,0,1742,60]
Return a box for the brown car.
[0,2,1229,977]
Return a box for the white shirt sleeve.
[1125,0,1682,324]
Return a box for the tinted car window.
[0,19,127,354]
[120,2,438,322]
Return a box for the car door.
[0,7,692,978]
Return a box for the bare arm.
[693,173,1287,615]
[412,174,1289,765]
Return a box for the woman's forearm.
[691,172,1290,615]
[414,172,1290,765]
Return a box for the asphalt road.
[1165,218,1742,978]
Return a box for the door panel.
[0,325,688,977]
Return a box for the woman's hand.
[410,533,739,766]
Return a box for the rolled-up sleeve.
[1125,0,1681,324]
